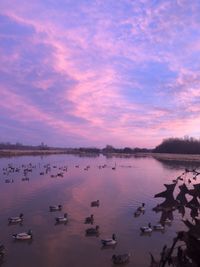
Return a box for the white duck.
[140,223,152,233]
[49,205,62,211]
[13,230,32,240]
[101,234,117,246]
[55,213,68,223]
[8,213,23,224]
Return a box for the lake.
[0,154,199,267]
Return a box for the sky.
[1,0,200,148]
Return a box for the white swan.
[13,230,32,240]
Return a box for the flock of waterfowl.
[1,161,200,267]
[0,161,134,265]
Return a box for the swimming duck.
[12,230,32,240]
[0,244,5,259]
[134,210,141,217]
[49,205,62,211]
[140,223,152,233]
[8,213,23,224]
[153,224,165,231]
[137,203,145,212]
[101,234,117,246]
[55,213,68,223]
[86,225,99,235]
[112,253,130,264]
[91,200,100,207]
[85,214,94,224]
[164,218,172,224]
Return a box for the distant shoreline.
[1,149,200,162]
[0,149,75,157]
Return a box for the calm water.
[0,154,199,267]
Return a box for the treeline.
[0,142,151,154]
[154,137,200,154]
[101,145,151,154]
[4,138,200,155]
[0,142,49,150]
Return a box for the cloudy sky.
[0,0,200,148]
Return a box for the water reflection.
[0,154,199,267]
[154,157,200,170]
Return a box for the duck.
[8,213,23,224]
[140,223,152,233]
[0,244,5,259]
[5,179,14,183]
[112,253,130,264]
[91,200,100,207]
[134,210,141,217]
[86,225,99,235]
[55,213,68,223]
[101,234,117,246]
[164,218,172,224]
[49,205,62,211]
[85,214,94,224]
[137,203,145,212]
[153,224,165,231]
[12,230,32,240]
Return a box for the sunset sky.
[1,0,200,148]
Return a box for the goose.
[13,230,32,240]
[91,200,100,207]
[85,214,94,224]
[101,234,117,246]
[153,224,165,231]
[86,225,99,235]
[137,203,145,212]
[8,213,23,224]
[112,253,130,264]
[140,223,152,233]
[55,213,68,223]
[49,205,62,211]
